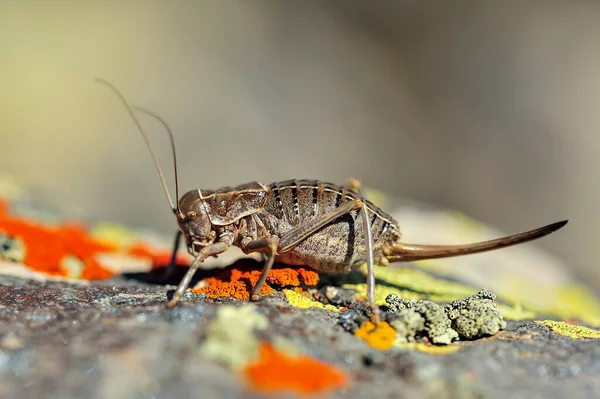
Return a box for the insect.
[96,79,568,314]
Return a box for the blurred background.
[1,1,598,288]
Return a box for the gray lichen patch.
[386,289,506,344]
[445,289,507,340]
[387,295,459,345]
[385,294,414,313]
[412,301,459,345]
[390,308,425,343]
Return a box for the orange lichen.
[128,242,190,268]
[0,195,319,284]
[0,216,65,275]
[0,199,7,218]
[59,224,116,258]
[355,321,396,350]
[192,261,320,300]
[292,286,309,295]
[243,343,350,395]
[81,258,115,280]
[297,267,319,286]
[0,196,183,280]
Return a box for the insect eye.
[186,211,197,221]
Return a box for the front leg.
[166,234,232,308]
[160,229,183,282]
[241,236,280,301]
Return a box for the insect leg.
[346,178,379,324]
[241,237,280,301]
[161,230,183,282]
[166,238,231,308]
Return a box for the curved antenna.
[133,106,181,218]
[95,78,177,213]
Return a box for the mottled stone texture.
[1,274,599,399]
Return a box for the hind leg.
[346,178,380,325]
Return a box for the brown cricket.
[97,79,568,312]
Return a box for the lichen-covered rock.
[412,300,459,345]
[391,308,425,343]
[385,293,414,313]
[387,294,459,345]
[199,304,269,369]
[444,289,507,340]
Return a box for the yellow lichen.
[355,254,600,326]
[283,290,339,312]
[535,320,600,339]
[346,283,478,307]
[363,188,390,210]
[355,321,396,350]
[0,174,24,201]
[496,303,537,321]
[343,284,414,306]
[359,266,476,299]
[551,285,600,326]
[90,222,140,247]
[491,280,600,326]
[394,342,461,355]
[60,254,85,279]
[199,304,268,369]
[379,210,600,326]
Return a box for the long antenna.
[133,106,181,218]
[95,78,178,213]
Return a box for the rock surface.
[1,273,599,399]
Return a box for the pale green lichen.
[90,222,140,247]
[536,320,600,339]
[199,304,268,369]
[385,294,414,313]
[413,300,459,345]
[445,289,507,340]
[358,266,476,299]
[60,254,84,279]
[387,295,459,345]
[388,289,506,344]
[270,335,302,357]
[0,232,26,263]
[391,309,425,344]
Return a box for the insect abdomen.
[259,180,400,272]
